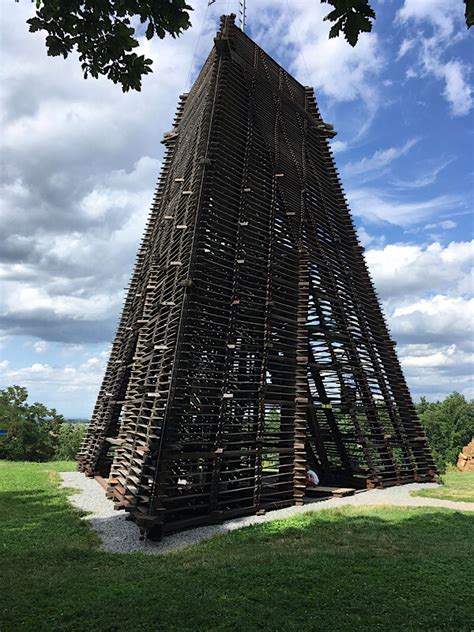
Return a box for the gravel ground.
[60,472,474,555]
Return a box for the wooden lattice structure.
[78,16,436,538]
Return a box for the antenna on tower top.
[239,0,247,32]
[208,0,246,32]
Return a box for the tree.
[25,0,473,93]
[55,423,87,460]
[0,385,65,461]
[416,392,474,472]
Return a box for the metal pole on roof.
[239,0,247,31]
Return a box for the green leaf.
[321,0,375,47]
[328,20,344,39]
[146,21,154,40]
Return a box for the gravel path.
[60,472,474,555]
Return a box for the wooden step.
[94,475,109,491]
[306,486,356,498]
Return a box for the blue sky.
[0,0,472,417]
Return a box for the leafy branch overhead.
[27,0,193,92]
[26,0,473,92]
[321,0,376,47]
[322,0,473,46]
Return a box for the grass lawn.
[411,468,474,503]
[1,461,473,632]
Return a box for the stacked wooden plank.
[457,439,474,472]
[77,15,436,539]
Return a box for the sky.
[0,0,473,418]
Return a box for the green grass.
[411,468,474,503]
[1,461,473,632]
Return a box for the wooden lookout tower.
[78,15,436,538]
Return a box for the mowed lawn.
[1,461,473,632]
[411,468,474,503]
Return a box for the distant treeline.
[0,385,472,468]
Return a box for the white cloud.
[0,349,111,415]
[397,38,415,60]
[356,226,386,249]
[330,140,348,154]
[400,343,472,369]
[366,240,473,399]
[348,189,462,227]
[397,0,473,116]
[2,284,117,321]
[357,226,374,248]
[397,0,464,38]
[399,347,473,400]
[364,238,474,400]
[424,220,456,230]
[343,138,419,178]
[365,240,474,299]
[392,157,455,190]
[441,59,473,116]
[391,295,474,342]
[0,2,209,343]
[383,293,474,400]
[440,220,457,229]
[33,340,47,353]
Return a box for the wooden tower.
[78,15,436,538]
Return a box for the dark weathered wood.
[77,14,436,538]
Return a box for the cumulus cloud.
[400,343,473,371]
[0,0,197,343]
[364,240,474,400]
[390,295,474,345]
[365,240,474,300]
[0,175,153,341]
[0,349,110,414]
[400,345,473,400]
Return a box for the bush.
[416,392,474,472]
